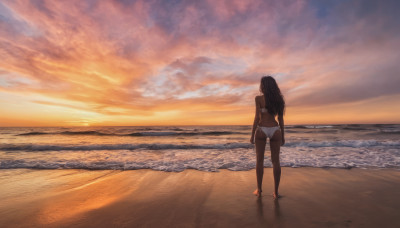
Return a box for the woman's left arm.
[250,96,260,144]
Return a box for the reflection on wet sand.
[274,198,281,223]
[256,197,266,225]
[256,196,282,227]
[36,171,142,225]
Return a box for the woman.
[250,75,285,199]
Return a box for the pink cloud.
[0,0,399,125]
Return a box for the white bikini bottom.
[257,125,280,139]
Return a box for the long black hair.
[259,76,285,116]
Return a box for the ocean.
[0,124,399,171]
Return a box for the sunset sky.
[0,0,399,126]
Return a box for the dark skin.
[250,95,285,199]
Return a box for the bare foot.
[253,189,262,197]
[272,192,281,199]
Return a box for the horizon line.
[1,123,399,128]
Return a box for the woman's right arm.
[278,114,285,146]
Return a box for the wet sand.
[0,168,400,228]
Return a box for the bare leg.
[254,128,266,197]
[270,129,282,199]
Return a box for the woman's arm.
[278,114,285,146]
[250,96,260,144]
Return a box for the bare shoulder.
[255,95,263,106]
[255,95,264,102]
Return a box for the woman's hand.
[281,137,285,146]
[250,136,255,144]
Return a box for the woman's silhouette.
[250,76,285,199]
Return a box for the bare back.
[256,95,279,127]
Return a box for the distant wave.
[17,131,110,136]
[130,127,185,131]
[288,125,309,129]
[17,132,51,136]
[126,131,245,136]
[2,139,399,152]
[380,130,400,134]
[0,143,253,151]
[286,129,338,134]
[284,140,400,148]
[341,127,372,131]
[288,125,334,129]
[16,130,246,137]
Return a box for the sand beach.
[1,167,400,228]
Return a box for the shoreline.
[1,167,400,227]
[1,166,400,172]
